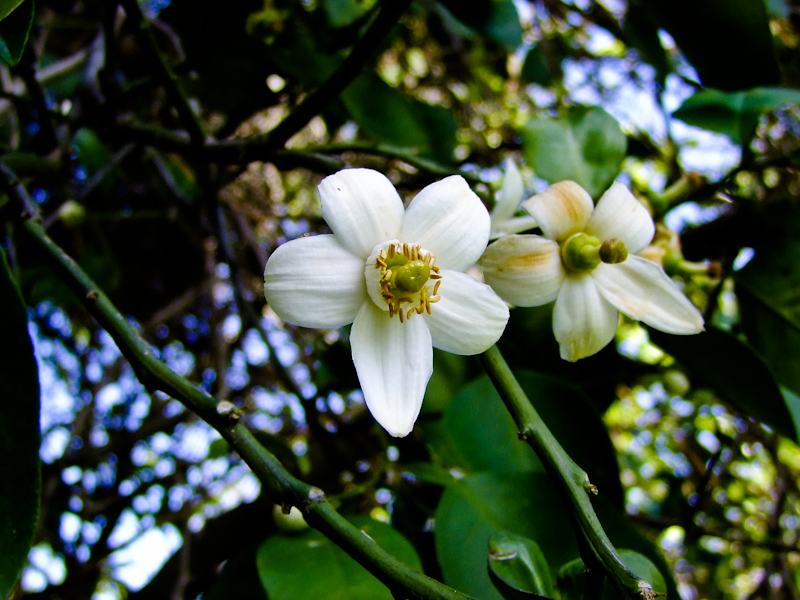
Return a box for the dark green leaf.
[520,46,552,87]
[0,248,41,598]
[341,73,457,161]
[521,106,626,198]
[650,327,797,442]
[256,516,421,600]
[488,531,555,598]
[322,0,373,28]
[71,127,114,192]
[556,549,667,600]
[0,0,33,66]
[431,371,623,505]
[630,0,779,90]
[673,88,800,145]
[0,0,25,21]
[435,472,578,600]
[736,201,800,399]
[203,543,269,600]
[437,0,523,51]
[623,3,670,82]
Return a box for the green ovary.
[560,233,628,274]
[393,260,430,293]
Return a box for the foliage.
[0,0,799,599]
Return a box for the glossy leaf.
[557,549,667,600]
[0,248,41,598]
[673,88,800,145]
[437,0,523,51]
[435,471,578,600]
[736,201,800,399]
[650,327,798,442]
[341,73,457,162]
[0,0,25,21]
[256,516,421,600]
[630,0,779,90]
[521,106,627,198]
[0,0,33,66]
[433,371,623,505]
[488,531,555,598]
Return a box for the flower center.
[560,232,628,274]
[369,242,442,322]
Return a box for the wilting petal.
[553,276,619,361]
[318,169,404,258]
[586,182,655,254]
[491,158,524,226]
[351,302,433,437]
[425,271,509,355]
[522,181,593,242]
[591,256,704,334]
[481,235,564,306]
[264,235,366,329]
[400,175,490,272]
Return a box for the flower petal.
[400,175,490,272]
[318,168,404,258]
[491,215,539,239]
[424,270,509,355]
[553,276,619,361]
[264,234,367,328]
[491,158,524,225]
[351,301,433,437]
[522,181,593,242]
[586,182,655,253]
[591,256,704,334]
[480,235,565,306]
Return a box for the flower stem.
[479,344,655,600]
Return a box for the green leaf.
[0,0,25,21]
[649,327,798,442]
[341,73,457,161]
[736,201,800,399]
[71,127,114,192]
[435,472,578,600]
[322,0,373,28]
[488,531,555,598]
[520,45,553,87]
[0,247,41,598]
[630,0,779,90]
[623,3,670,82]
[431,371,623,505]
[0,0,33,66]
[557,549,667,600]
[673,87,800,145]
[521,106,627,198]
[437,0,523,51]
[256,516,421,600]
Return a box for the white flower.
[489,158,537,239]
[264,168,509,437]
[481,180,704,362]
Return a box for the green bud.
[598,238,628,264]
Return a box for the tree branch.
[3,165,474,600]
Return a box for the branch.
[2,165,474,600]
[479,345,654,600]
[118,0,207,146]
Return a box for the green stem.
[6,181,473,600]
[479,345,654,600]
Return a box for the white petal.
[491,158,524,225]
[522,181,594,242]
[591,256,704,334]
[318,169,404,258]
[264,235,366,328]
[553,276,619,362]
[351,301,433,437]
[424,271,509,355]
[586,182,655,253]
[400,175,490,272]
[480,235,565,306]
